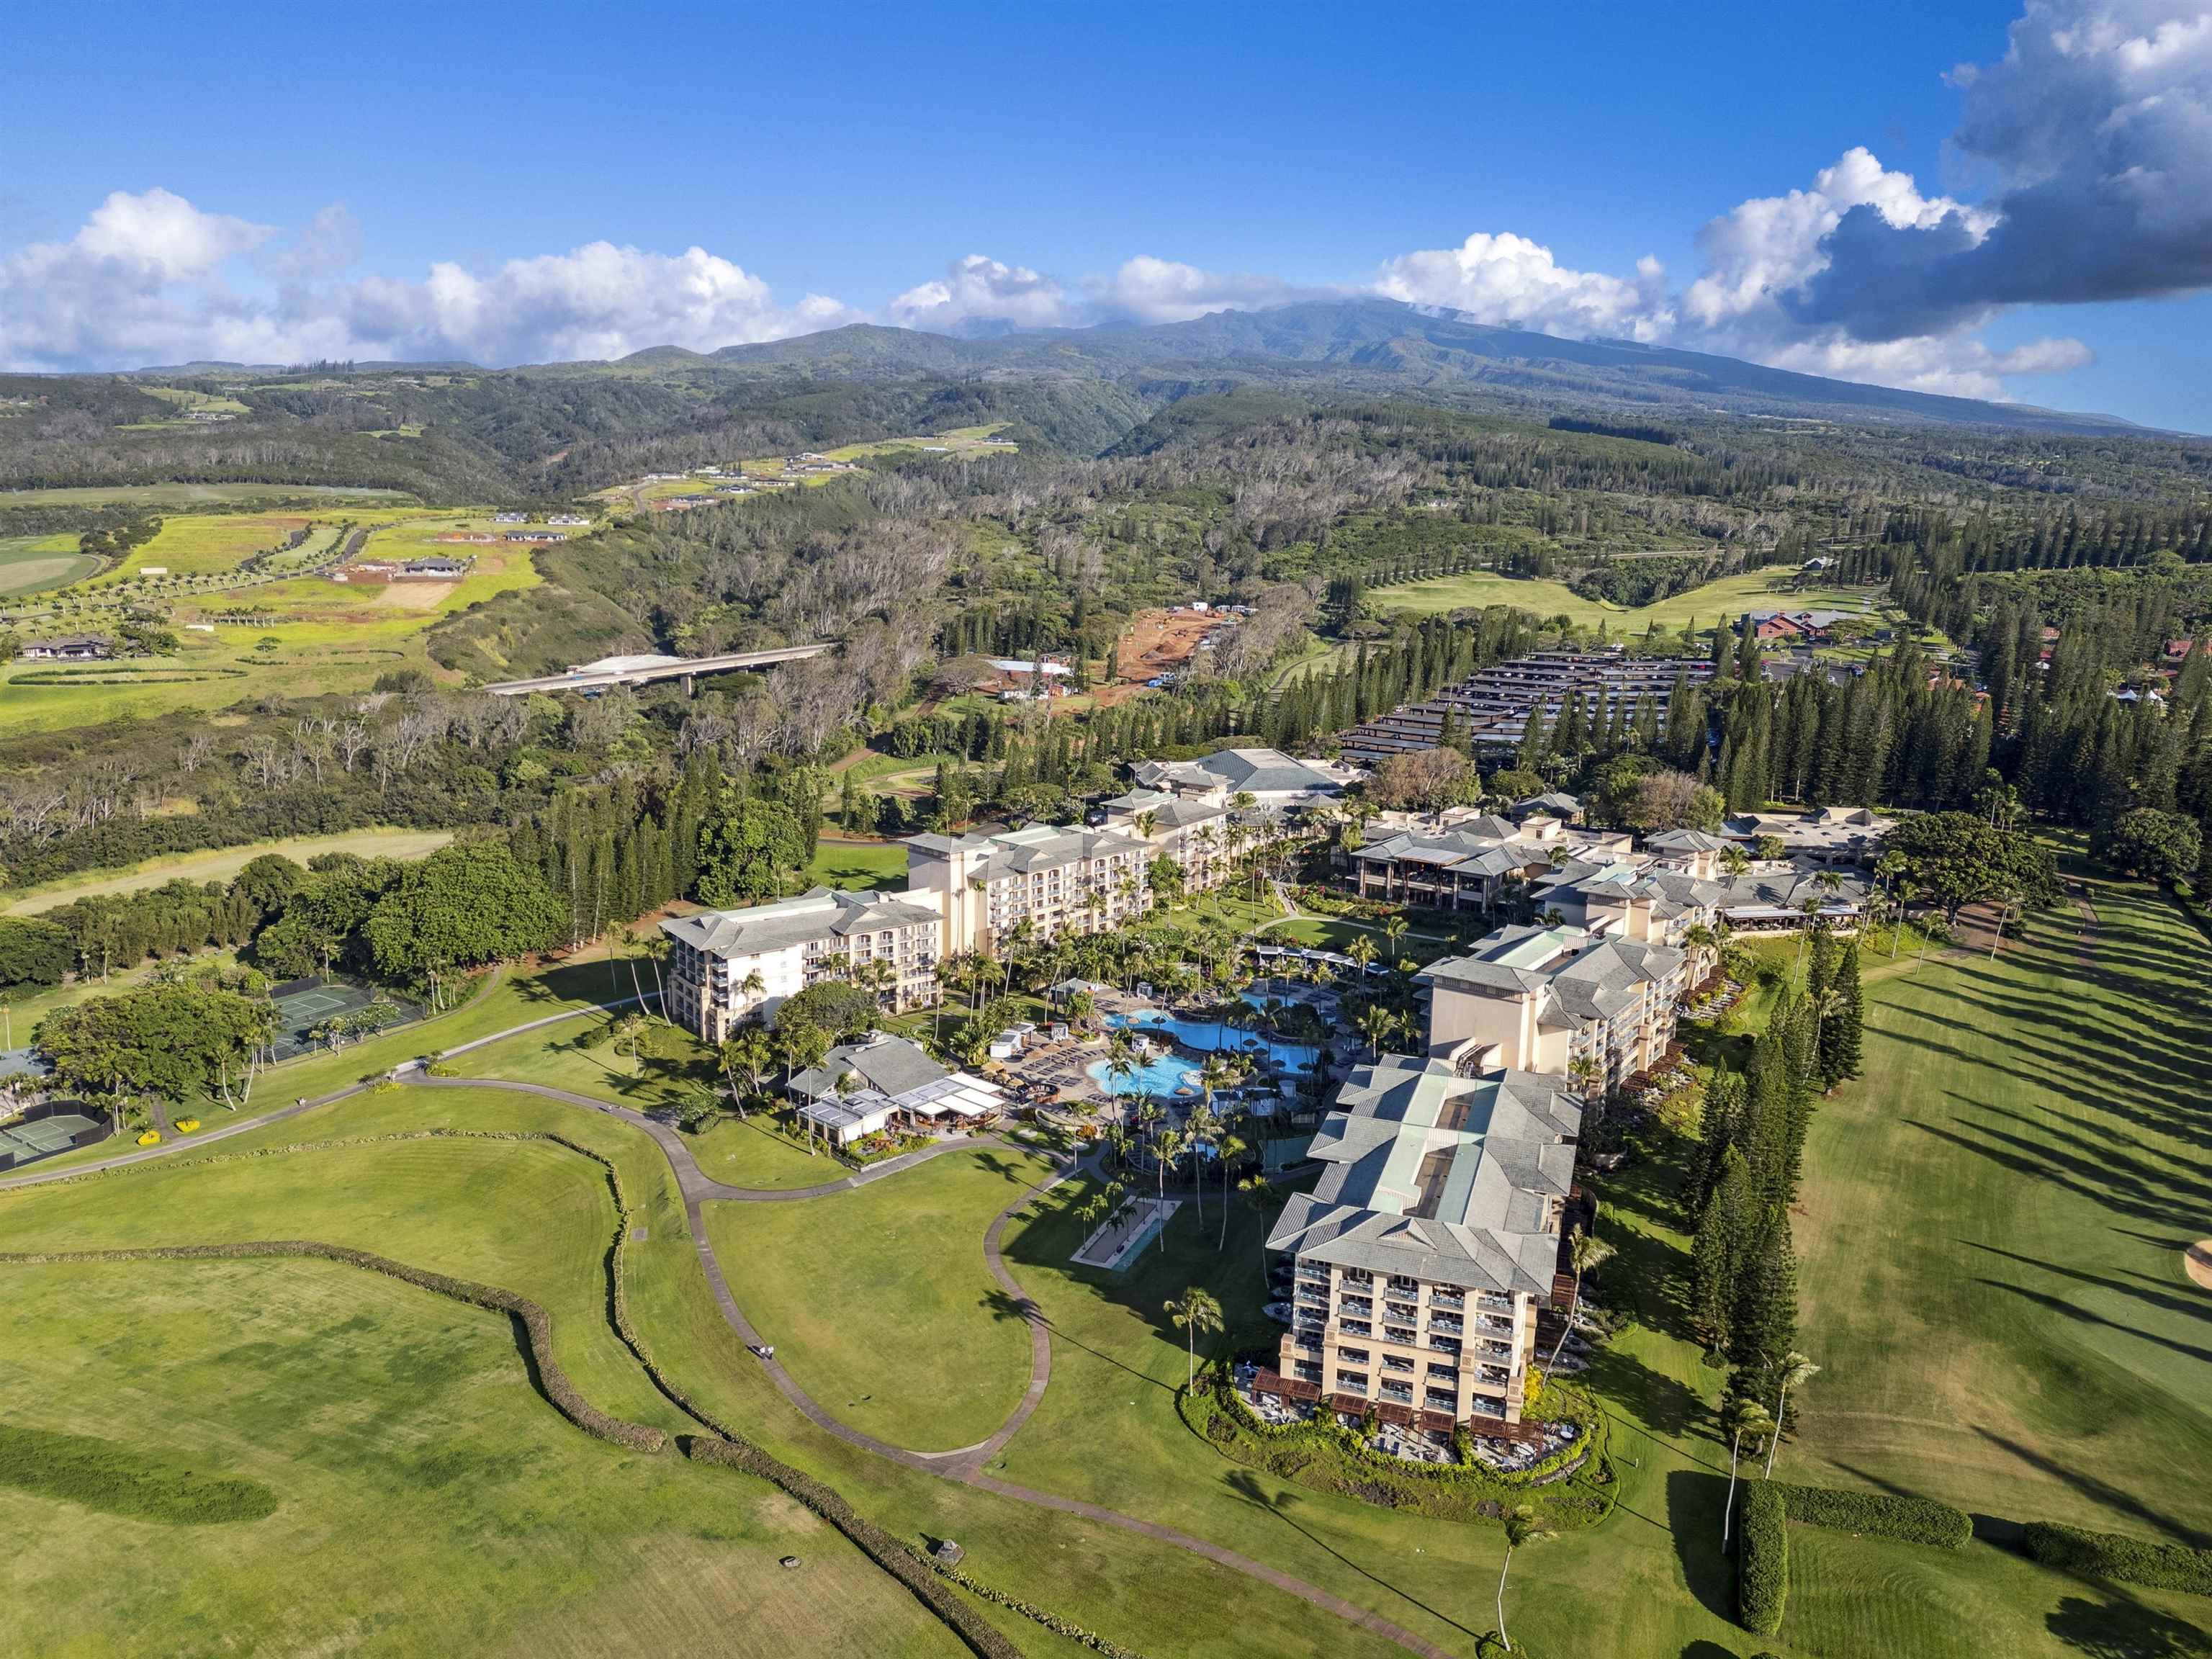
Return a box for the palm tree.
[1166,1286,1224,1390]
[1547,1226,1615,1367]
[1720,1398,1776,1545]
[1381,913,1408,958]
[1721,843,1750,879]
[1494,1503,1555,1653]
[1346,935,1378,978]
[1354,1003,1397,1061]
[1763,1352,1820,1478]
[1216,1130,1248,1250]
[1154,1126,1184,1250]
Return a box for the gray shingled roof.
[1131,747,1348,797]
[662,887,940,958]
[1265,1056,1580,1297]
[788,1034,950,1102]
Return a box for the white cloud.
[889,254,1072,331]
[0,191,858,370]
[1375,230,1672,342]
[1089,256,1315,323]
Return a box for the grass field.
[0,534,99,597]
[700,1146,1057,1451]
[0,1109,964,1658]
[1783,872,2212,1539]
[2,868,2206,1658]
[1372,567,1884,631]
[0,508,547,737]
[807,839,911,890]
[3,827,454,914]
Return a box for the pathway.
[1,1012,1465,1658]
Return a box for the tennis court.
[268,979,421,1061]
[0,1111,102,1170]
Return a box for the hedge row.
[1737,1481,1788,1636]
[0,1239,667,1455]
[1773,1483,1972,1549]
[2022,1521,2212,1596]
[681,1437,1025,1659]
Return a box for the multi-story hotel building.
[1266,1058,1581,1430]
[904,824,1152,956]
[659,886,945,1043]
[1347,810,1634,915]
[1094,788,1250,892]
[1418,924,1688,1089]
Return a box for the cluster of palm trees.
[1089,1043,1262,1257]
[1718,1349,1822,1547]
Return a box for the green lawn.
[1371,567,1885,632]
[6,868,2206,1658]
[0,1254,961,1658]
[700,1146,1058,1451]
[1783,873,2212,1539]
[688,1111,845,1189]
[807,839,911,890]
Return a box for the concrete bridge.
[481,642,832,696]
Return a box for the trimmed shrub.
[2022,1521,2212,1596]
[1737,1481,1788,1636]
[1774,1483,1971,1549]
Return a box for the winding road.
[0,1003,1463,1659]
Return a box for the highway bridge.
[482,643,832,697]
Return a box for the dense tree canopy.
[364,844,566,981]
[39,983,274,1103]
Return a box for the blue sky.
[7,1,2211,430]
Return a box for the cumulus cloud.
[1789,0,2212,338]
[0,191,858,370]
[1375,231,1673,342]
[889,255,1072,331]
[1089,256,1317,323]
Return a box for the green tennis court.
[267,979,421,1061]
[0,1112,101,1167]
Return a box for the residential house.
[659,886,946,1042]
[1266,1058,1581,1430]
[905,824,1151,955]
[17,634,111,662]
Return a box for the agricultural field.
[0,482,415,508]
[1372,567,1887,632]
[600,426,1017,516]
[0,510,549,737]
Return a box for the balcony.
[1382,1356,1415,1375]
[1427,1335,1461,1357]
[1430,1290,1465,1313]
[1384,1300,1419,1322]
[1424,1390,1459,1412]
[1384,1326,1417,1346]
[1339,1320,1372,1339]
[1477,1316,1516,1336]
[1339,1298,1372,1318]
[1336,1372,1370,1391]
[1428,1314,1464,1336]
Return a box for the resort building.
[1418,925,1689,1089]
[786,1033,1008,1146]
[1712,866,1872,932]
[1094,788,1251,891]
[1346,811,1633,915]
[659,886,945,1042]
[1720,805,1895,865]
[1337,649,1715,766]
[1266,1057,1581,1430]
[1128,747,1363,811]
[905,824,1151,955]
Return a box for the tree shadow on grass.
[1961,1240,2212,1325]
[1583,1345,1707,1442]
[1973,1428,2212,1551]
[1222,1470,1485,1645]
[1663,1469,1736,1624]
[2047,1591,2209,1659]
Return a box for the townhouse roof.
[1265,1056,1580,1297]
[1511,792,1583,819]
[661,886,940,959]
[1099,789,1229,831]
[1646,828,1733,853]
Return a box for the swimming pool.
[1089,1008,1321,1097]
